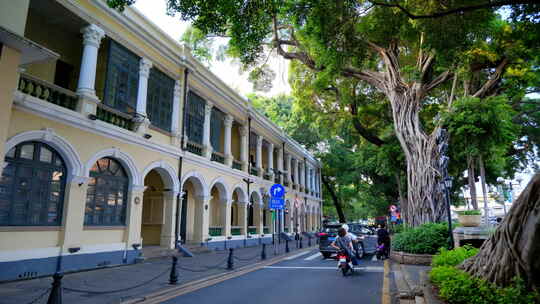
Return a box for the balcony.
[18,73,77,111]
[231,227,242,236]
[186,141,203,156]
[211,151,225,164]
[250,167,259,176]
[232,160,242,170]
[209,227,223,237]
[95,103,134,131]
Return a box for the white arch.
[231,183,247,203]
[181,170,209,197]
[5,129,83,180]
[85,148,140,187]
[208,176,230,202]
[141,160,180,192]
[249,189,262,206]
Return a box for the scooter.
[337,250,354,276]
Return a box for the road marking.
[263,266,384,272]
[372,255,377,262]
[284,250,313,260]
[381,259,391,304]
[304,252,321,260]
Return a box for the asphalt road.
[162,249,385,304]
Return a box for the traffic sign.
[270,184,285,198]
[270,197,285,210]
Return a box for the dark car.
[318,224,377,259]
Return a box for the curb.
[122,246,317,304]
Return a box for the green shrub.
[392,223,449,254]
[391,223,405,234]
[456,210,482,215]
[431,245,479,267]
[430,264,540,304]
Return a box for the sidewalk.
[390,261,443,304]
[0,238,313,304]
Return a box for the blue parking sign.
[270,184,285,198]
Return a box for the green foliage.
[180,26,215,65]
[431,245,479,267]
[456,210,482,216]
[392,223,449,254]
[430,266,540,304]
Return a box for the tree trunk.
[388,89,447,226]
[479,155,490,224]
[460,174,540,290]
[467,155,479,209]
[321,175,347,223]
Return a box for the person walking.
[377,224,391,259]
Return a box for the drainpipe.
[175,68,189,248]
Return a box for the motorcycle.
[337,250,354,276]
[375,243,385,260]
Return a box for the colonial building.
[0,0,323,282]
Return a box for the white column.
[277,147,283,183]
[77,24,105,100]
[202,101,214,159]
[171,80,182,145]
[256,135,263,176]
[239,125,249,171]
[222,198,232,237]
[195,195,211,242]
[286,154,292,185]
[133,58,153,134]
[161,191,178,249]
[267,142,274,178]
[224,114,234,166]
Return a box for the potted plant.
[457,210,482,227]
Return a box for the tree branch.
[368,0,537,20]
[472,57,510,98]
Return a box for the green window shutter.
[147,68,174,131]
[185,91,205,144]
[210,108,224,152]
[103,40,140,114]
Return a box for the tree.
[461,173,540,290]
[106,0,539,227]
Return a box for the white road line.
[304,252,322,261]
[372,255,377,262]
[263,266,384,272]
[284,250,314,260]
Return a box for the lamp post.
[437,128,454,249]
[444,177,455,250]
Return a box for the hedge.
[392,223,449,254]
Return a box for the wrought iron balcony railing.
[186,141,203,156]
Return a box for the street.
[162,249,385,304]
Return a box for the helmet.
[342,224,349,232]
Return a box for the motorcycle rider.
[331,227,357,266]
[377,224,390,259]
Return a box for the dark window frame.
[0,141,67,226]
[146,67,174,132]
[185,91,205,144]
[84,157,129,226]
[103,40,140,115]
[210,107,224,153]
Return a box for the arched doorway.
[208,181,228,237]
[180,174,206,243]
[249,191,262,235]
[231,187,247,236]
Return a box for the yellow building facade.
[0,0,323,282]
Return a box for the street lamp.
[443,176,455,250]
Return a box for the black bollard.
[169,256,178,285]
[261,244,267,260]
[299,237,303,249]
[285,240,290,253]
[308,236,312,247]
[227,248,234,270]
[47,273,63,304]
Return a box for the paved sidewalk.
[390,262,443,304]
[0,238,313,304]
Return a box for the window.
[103,40,140,114]
[147,68,174,131]
[185,91,205,144]
[85,158,129,226]
[210,108,224,152]
[0,142,66,226]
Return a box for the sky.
[132,0,291,97]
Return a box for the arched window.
[0,142,66,226]
[85,158,129,226]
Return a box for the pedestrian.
[331,227,358,266]
[376,224,390,259]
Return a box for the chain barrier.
[24,288,51,304]
[63,267,170,295]
[175,256,230,273]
